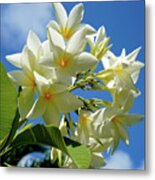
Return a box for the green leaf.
[10,125,91,168]
[0,62,18,141]
[0,109,20,152]
[65,137,91,168]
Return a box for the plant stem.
[67,74,94,92]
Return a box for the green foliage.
[9,124,91,168]
[0,62,18,141]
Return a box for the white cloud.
[102,150,145,170]
[1,3,53,51]
[103,150,133,169]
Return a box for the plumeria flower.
[91,90,144,153]
[96,48,144,94]
[50,108,112,168]
[39,27,98,84]
[48,3,96,40]
[6,31,56,119]
[102,47,144,83]
[75,110,113,168]
[26,72,83,126]
[76,110,114,148]
[77,110,92,145]
[75,90,143,153]
[87,26,112,60]
[6,31,43,68]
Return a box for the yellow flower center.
[80,115,90,127]
[80,115,89,122]
[112,117,117,123]
[59,57,69,68]
[44,91,53,101]
[60,27,74,40]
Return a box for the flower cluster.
[6,3,144,168]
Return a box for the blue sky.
[0,1,145,170]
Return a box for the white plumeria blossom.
[91,91,144,152]
[76,109,114,148]
[75,110,113,167]
[48,3,96,40]
[39,27,98,84]
[87,26,111,59]
[75,89,143,154]
[102,47,144,83]
[97,48,144,93]
[6,31,56,119]
[27,72,83,126]
[77,110,92,145]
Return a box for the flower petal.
[42,40,51,55]
[111,132,120,153]
[47,20,60,32]
[26,96,46,120]
[101,52,116,69]
[77,112,92,145]
[8,70,30,86]
[21,46,36,73]
[120,48,126,58]
[67,3,84,29]
[6,53,22,68]
[43,102,60,126]
[55,70,73,85]
[78,125,90,145]
[41,67,58,83]
[92,120,114,139]
[126,61,144,83]
[86,35,95,51]
[50,83,68,94]
[89,138,113,152]
[48,27,65,50]
[69,52,97,75]
[39,52,56,67]
[18,87,34,119]
[84,24,96,35]
[96,69,114,85]
[27,31,41,57]
[33,71,49,93]
[90,108,106,124]
[74,24,96,36]
[96,26,106,45]
[115,69,138,93]
[113,89,134,112]
[54,92,83,113]
[114,122,129,145]
[52,3,68,28]
[126,47,141,61]
[67,28,86,54]
[117,114,144,126]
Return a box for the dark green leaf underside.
[10,125,91,168]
